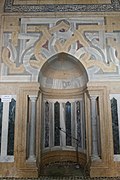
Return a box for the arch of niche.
[38,52,89,168]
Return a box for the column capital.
[29,95,37,102]
[90,95,98,101]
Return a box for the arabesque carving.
[1,17,120,81]
[2,48,25,74]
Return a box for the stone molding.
[4,0,120,13]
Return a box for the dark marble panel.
[0,99,3,155]
[7,98,16,155]
[111,97,120,154]
[76,101,82,148]
[54,102,60,146]
[45,101,50,148]
[65,102,72,146]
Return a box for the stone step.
[40,162,87,177]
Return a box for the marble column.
[116,97,120,148]
[28,95,37,162]
[90,96,100,160]
[1,99,11,157]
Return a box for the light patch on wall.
[13,0,111,5]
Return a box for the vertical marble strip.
[76,101,82,148]
[0,99,3,154]
[96,97,101,157]
[83,100,86,150]
[50,102,53,148]
[80,100,84,149]
[44,101,49,148]
[81,98,86,150]
[7,98,16,155]
[60,102,66,147]
[116,97,120,150]
[42,101,45,149]
[28,95,37,162]
[1,100,11,157]
[75,101,77,146]
[71,102,75,147]
[54,102,60,146]
[90,96,100,160]
[52,102,54,148]
[65,101,72,146]
[110,95,120,155]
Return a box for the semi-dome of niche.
[39,53,88,90]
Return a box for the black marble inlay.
[65,102,72,146]
[0,99,3,155]
[76,101,82,148]
[111,97,120,154]
[45,101,49,148]
[54,102,60,146]
[7,98,16,155]
[4,0,120,13]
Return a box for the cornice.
[4,0,120,13]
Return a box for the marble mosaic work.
[1,177,120,180]
[2,17,120,83]
[4,0,120,12]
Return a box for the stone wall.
[0,0,120,178]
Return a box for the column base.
[27,155,36,162]
[91,155,100,161]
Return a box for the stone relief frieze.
[4,0,120,13]
[1,17,120,82]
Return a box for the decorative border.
[4,0,120,13]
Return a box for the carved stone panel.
[4,0,120,13]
